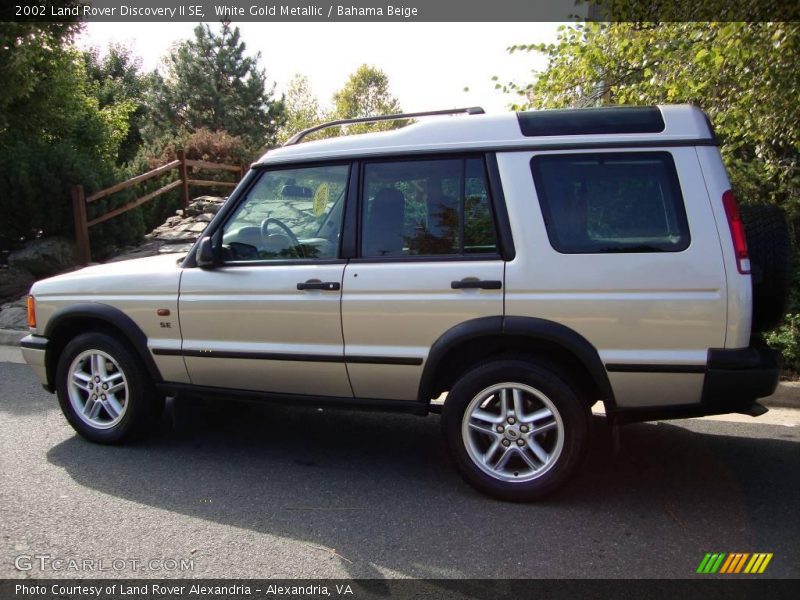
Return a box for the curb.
[0,328,25,346]
[762,382,800,409]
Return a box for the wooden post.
[177,149,190,208]
[238,165,246,182]
[71,185,91,265]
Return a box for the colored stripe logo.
[697,552,773,574]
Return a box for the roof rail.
[283,106,485,146]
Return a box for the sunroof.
[517,106,665,137]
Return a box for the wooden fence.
[71,149,245,264]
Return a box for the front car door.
[178,162,354,398]
[341,155,506,401]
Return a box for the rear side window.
[518,106,664,137]
[531,152,690,254]
[360,157,498,258]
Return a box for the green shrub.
[765,255,800,376]
[767,314,800,377]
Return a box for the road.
[1,355,798,579]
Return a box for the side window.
[531,152,690,254]
[361,157,498,258]
[221,164,349,262]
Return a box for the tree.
[330,64,403,134]
[148,22,284,151]
[83,44,154,164]
[277,74,322,143]
[0,21,137,247]
[0,10,82,132]
[500,23,798,226]
[583,0,800,22]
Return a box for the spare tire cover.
[739,203,791,332]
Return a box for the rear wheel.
[56,332,163,444]
[441,359,590,501]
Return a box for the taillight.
[27,295,36,329]
[722,190,750,275]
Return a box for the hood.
[31,253,185,297]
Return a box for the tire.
[55,332,163,444]
[441,359,590,501]
[740,204,791,332]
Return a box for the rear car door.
[341,155,506,401]
[178,162,354,397]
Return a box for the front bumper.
[20,334,50,390]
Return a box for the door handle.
[451,279,502,290]
[297,280,341,291]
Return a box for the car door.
[341,155,505,401]
[178,162,354,398]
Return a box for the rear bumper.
[20,334,50,391]
[702,345,780,408]
[612,344,780,424]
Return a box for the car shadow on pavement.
[46,400,800,579]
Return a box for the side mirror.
[196,236,216,269]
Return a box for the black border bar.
[2,578,799,600]
[3,0,799,23]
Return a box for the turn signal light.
[27,295,36,329]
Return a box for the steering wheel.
[260,217,305,258]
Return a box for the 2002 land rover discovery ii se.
[21,105,790,500]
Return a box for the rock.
[187,196,225,216]
[7,237,76,278]
[0,267,34,302]
[173,222,197,233]
[0,304,27,330]
[148,198,219,240]
[188,222,209,233]
[193,195,225,205]
[158,243,194,254]
[154,229,196,243]
[0,295,30,330]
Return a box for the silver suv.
[21,105,788,500]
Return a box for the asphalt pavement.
[1,357,799,579]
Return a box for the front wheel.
[441,359,590,501]
[55,332,162,444]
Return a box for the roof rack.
[283,106,485,146]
